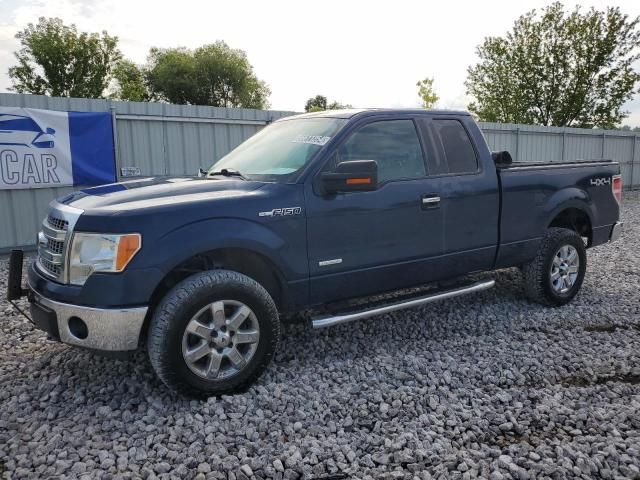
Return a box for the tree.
[146,41,270,108]
[465,3,640,129]
[416,77,439,109]
[109,60,148,101]
[8,17,121,98]
[304,94,351,112]
[327,100,352,110]
[146,48,197,104]
[305,95,327,112]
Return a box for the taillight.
[612,174,622,206]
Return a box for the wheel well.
[142,248,286,342]
[548,208,592,245]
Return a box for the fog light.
[68,316,88,339]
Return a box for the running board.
[311,279,495,329]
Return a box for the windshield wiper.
[207,168,248,180]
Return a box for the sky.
[0,0,639,126]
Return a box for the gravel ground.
[1,193,639,480]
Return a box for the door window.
[336,120,426,183]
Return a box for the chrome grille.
[47,237,64,254]
[47,215,68,231]
[39,258,62,276]
[36,202,83,283]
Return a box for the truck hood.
[59,176,266,213]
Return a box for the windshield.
[209,117,347,182]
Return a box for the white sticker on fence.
[121,166,141,177]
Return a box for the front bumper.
[13,259,151,352]
[28,287,148,351]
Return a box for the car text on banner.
[0,107,115,190]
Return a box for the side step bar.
[311,279,495,329]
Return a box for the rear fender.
[543,187,594,230]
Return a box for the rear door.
[416,117,499,276]
[304,116,446,304]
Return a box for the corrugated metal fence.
[479,121,639,189]
[0,93,638,250]
[0,93,295,250]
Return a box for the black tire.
[523,227,587,306]
[147,270,280,397]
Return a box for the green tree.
[327,100,352,110]
[109,60,148,101]
[146,48,196,104]
[8,17,121,98]
[465,3,640,128]
[305,95,327,112]
[146,41,270,108]
[416,77,439,108]
[304,95,351,112]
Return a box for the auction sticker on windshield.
[292,135,331,146]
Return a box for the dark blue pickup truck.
[7,109,623,396]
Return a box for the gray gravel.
[1,193,640,480]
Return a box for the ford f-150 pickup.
[7,109,623,397]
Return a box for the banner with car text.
[0,107,115,190]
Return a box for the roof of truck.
[278,108,471,120]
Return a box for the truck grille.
[47,215,68,231]
[36,203,82,283]
[39,258,62,276]
[47,237,65,254]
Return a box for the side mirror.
[321,160,378,193]
[492,150,512,165]
[197,168,207,178]
[46,127,56,135]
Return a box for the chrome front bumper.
[610,222,623,242]
[30,289,148,351]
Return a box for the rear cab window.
[423,118,479,175]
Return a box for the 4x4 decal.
[590,177,611,187]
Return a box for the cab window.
[432,119,478,174]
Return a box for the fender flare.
[543,187,595,230]
[148,217,295,280]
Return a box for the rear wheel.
[148,270,280,397]
[523,228,586,306]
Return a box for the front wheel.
[147,270,280,397]
[523,227,587,306]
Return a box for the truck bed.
[495,159,620,269]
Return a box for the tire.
[523,227,587,306]
[147,270,280,397]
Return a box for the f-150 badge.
[259,207,302,217]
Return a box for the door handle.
[421,194,441,209]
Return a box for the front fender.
[146,217,308,283]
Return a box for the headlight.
[69,233,141,285]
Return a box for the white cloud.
[0,0,639,126]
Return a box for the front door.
[305,117,445,304]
